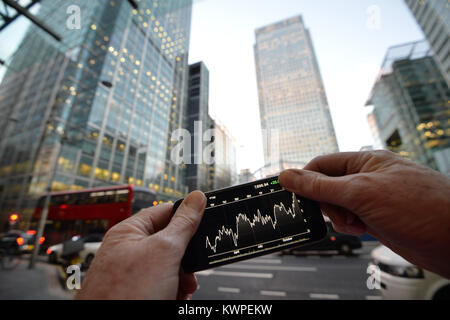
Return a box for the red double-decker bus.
[32,185,157,247]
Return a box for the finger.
[135,203,174,234]
[107,203,173,237]
[178,269,198,300]
[321,203,367,236]
[279,169,353,208]
[164,190,207,248]
[304,152,366,176]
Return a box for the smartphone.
[172,176,327,273]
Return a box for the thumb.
[279,169,352,208]
[164,191,207,249]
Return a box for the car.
[370,245,450,300]
[282,222,362,255]
[0,230,45,254]
[46,233,103,268]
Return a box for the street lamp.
[28,134,66,269]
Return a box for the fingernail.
[184,190,206,211]
[279,169,302,190]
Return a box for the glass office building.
[366,40,450,174]
[0,0,192,228]
[185,61,215,192]
[404,0,450,88]
[254,15,338,166]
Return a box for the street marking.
[218,287,241,293]
[309,293,340,300]
[196,270,273,279]
[221,264,317,272]
[365,295,383,300]
[260,290,287,297]
[247,258,282,264]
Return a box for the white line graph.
[205,192,304,254]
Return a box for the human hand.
[75,190,207,299]
[279,151,450,278]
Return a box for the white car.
[47,234,103,268]
[370,245,450,300]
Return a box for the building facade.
[185,61,215,192]
[404,0,450,88]
[366,110,384,150]
[237,169,255,184]
[212,121,237,190]
[0,0,193,227]
[254,15,338,166]
[252,160,305,180]
[366,40,450,174]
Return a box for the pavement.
[0,243,381,300]
[0,255,73,300]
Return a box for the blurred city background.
[0,0,449,300]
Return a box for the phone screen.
[173,176,327,272]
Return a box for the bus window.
[115,189,129,203]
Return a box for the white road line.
[221,264,317,272]
[218,287,241,293]
[260,290,287,297]
[196,270,273,279]
[365,295,383,300]
[247,258,282,264]
[309,293,340,300]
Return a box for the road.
[0,243,381,300]
[192,243,382,300]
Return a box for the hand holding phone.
[172,176,327,272]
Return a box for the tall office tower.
[366,41,450,175]
[185,62,215,192]
[0,0,192,227]
[254,15,338,166]
[404,0,450,88]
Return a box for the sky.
[188,0,424,172]
[0,0,425,173]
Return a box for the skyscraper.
[254,15,338,166]
[404,0,450,88]
[185,61,215,192]
[0,0,193,227]
[366,40,450,174]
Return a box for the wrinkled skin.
[279,150,450,278]
[76,191,206,299]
